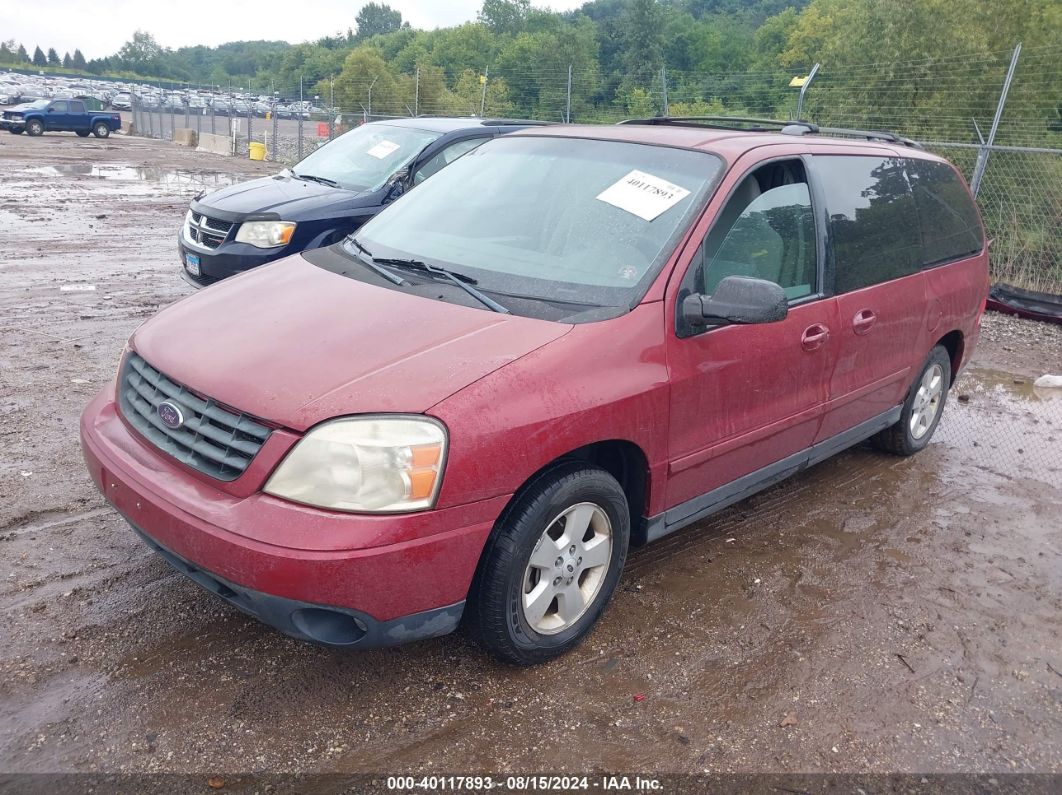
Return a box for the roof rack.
[618,115,922,149]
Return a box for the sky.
[1,1,587,60]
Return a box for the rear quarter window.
[904,159,984,266]
[815,155,922,293]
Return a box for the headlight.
[10,114,23,120]
[234,220,296,248]
[264,416,447,513]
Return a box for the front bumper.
[178,230,289,286]
[1,117,25,129]
[80,386,502,648]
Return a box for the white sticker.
[366,140,401,159]
[595,169,691,221]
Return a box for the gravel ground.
[0,130,1060,780]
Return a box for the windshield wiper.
[375,258,511,314]
[345,238,408,286]
[293,172,340,188]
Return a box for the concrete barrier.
[173,128,198,148]
[196,132,232,157]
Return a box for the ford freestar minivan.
[82,119,988,664]
[178,117,543,287]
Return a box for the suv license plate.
[185,254,201,277]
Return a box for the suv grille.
[117,353,271,481]
[187,210,234,249]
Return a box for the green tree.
[62,51,72,69]
[17,44,29,63]
[478,0,532,35]
[72,48,87,69]
[621,0,664,90]
[118,30,166,75]
[355,3,404,40]
[332,47,406,115]
[33,46,47,67]
[0,42,13,63]
[47,47,60,66]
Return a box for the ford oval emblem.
[157,401,185,430]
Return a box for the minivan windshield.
[292,123,441,193]
[348,136,722,317]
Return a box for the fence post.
[796,63,820,121]
[661,67,668,117]
[297,74,305,161]
[211,102,216,136]
[566,64,572,123]
[970,43,1021,198]
[480,67,488,116]
[415,67,419,117]
[272,109,279,161]
[329,75,335,140]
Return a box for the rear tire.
[468,463,629,665]
[93,122,110,138]
[874,345,952,456]
[26,119,44,137]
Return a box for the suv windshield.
[347,136,722,318]
[292,123,441,193]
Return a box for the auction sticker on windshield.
[595,169,691,221]
[367,140,401,159]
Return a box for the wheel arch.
[464,438,652,606]
[935,330,965,380]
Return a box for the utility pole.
[480,66,488,116]
[565,63,572,123]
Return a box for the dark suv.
[179,117,543,286]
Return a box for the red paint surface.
[80,128,988,623]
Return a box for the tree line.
[0,42,87,71]
[2,0,1058,130]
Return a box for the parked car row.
[80,115,989,664]
[0,70,331,119]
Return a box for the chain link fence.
[126,43,1061,295]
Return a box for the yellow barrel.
[249,142,267,161]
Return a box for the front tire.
[26,119,44,137]
[93,122,110,138]
[469,463,630,665]
[76,130,90,137]
[8,127,23,135]
[874,345,952,456]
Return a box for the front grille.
[187,210,234,250]
[118,353,271,481]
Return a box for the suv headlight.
[264,416,447,513]
[235,220,296,248]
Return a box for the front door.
[665,157,838,526]
[45,100,69,130]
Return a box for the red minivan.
[81,120,988,664]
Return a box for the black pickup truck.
[2,99,122,138]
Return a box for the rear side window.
[816,155,921,293]
[904,159,983,266]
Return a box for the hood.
[5,102,40,114]
[195,172,371,219]
[130,255,572,431]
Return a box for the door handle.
[801,323,830,351]
[852,309,877,335]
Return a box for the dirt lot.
[1,130,1060,779]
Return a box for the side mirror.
[47,107,55,112]
[383,168,410,203]
[682,275,788,328]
